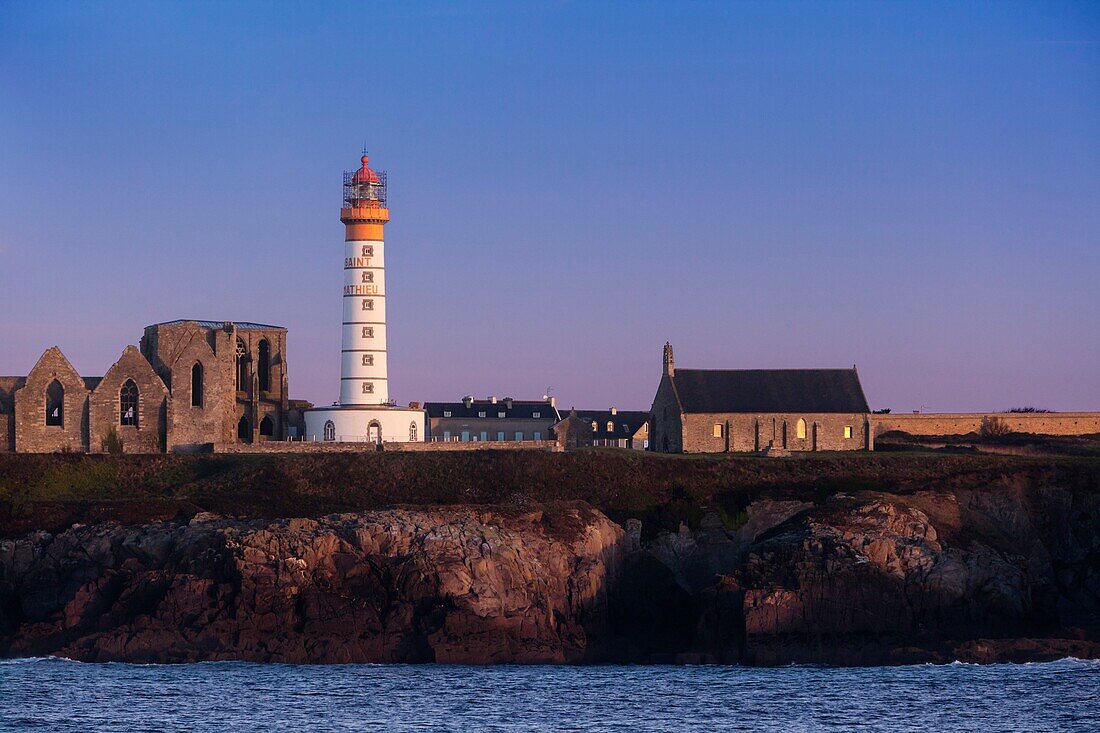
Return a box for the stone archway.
[237,415,250,442]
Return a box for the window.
[361,271,374,283]
[410,422,418,441]
[607,421,614,432]
[591,421,598,431]
[362,327,374,338]
[622,424,628,433]
[191,362,204,407]
[797,418,806,440]
[514,431,524,441]
[361,245,373,257]
[235,337,248,391]
[443,410,452,418]
[120,379,138,427]
[498,411,505,418]
[713,423,723,438]
[361,354,374,367]
[45,379,64,427]
[323,420,336,441]
[479,431,488,441]
[362,299,373,311]
[258,339,271,392]
[443,431,451,441]
[237,415,250,441]
[259,415,274,436]
[533,431,542,440]
[642,423,649,434]
[497,431,505,441]
[362,382,374,394]
[461,430,470,441]
[532,411,540,418]
[368,420,382,444]
[844,425,853,439]
[478,411,486,418]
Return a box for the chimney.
[504,397,513,409]
[610,407,617,416]
[663,342,675,377]
[490,395,497,404]
[462,395,473,408]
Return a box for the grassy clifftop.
[1,449,1097,538]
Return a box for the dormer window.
[443,410,452,418]
[532,411,540,418]
[498,411,506,418]
[478,411,486,418]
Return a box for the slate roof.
[151,320,285,331]
[425,400,559,421]
[566,409,650,438]
[670,369,869,414]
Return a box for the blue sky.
[1,1,1097,411]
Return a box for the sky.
[1,1,1098,412]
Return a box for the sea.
[1,657,1097,731]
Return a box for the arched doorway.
[259,415,274,437]
[323,420,335,441]
[368,420,382,444]
[237,415,250,442]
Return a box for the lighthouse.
[303,152,425,444]
[340,154,390,406]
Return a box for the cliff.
[0,504,624,663]
[1,452,1098,665]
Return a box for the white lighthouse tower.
[303,152,425,444]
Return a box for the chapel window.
[258,339,271,392]
[191,362,204,407]
[713,423,724,438]
[409,422,418,442]
[797,418,807,440]
[119,380,138,427]
[45,379,64,427]
[235,338,248,391]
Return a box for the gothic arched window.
[323,420,335,441]
[191,362,204,407]
[796,418,807,440]
[235,338,248,392]
[120,379,138,427]
[409,422,418,442]
[257,339,271,392]
[45,379,64,427]
[237,415,250,441]
[259,415,274,436]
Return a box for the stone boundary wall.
[210,440,560,454]
[873,412,1100,437]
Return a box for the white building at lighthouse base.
[303,404,425,444]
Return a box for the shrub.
[102,427,124,455]
[1007,407,1051,413]
[980,415,1011,438]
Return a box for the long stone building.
[0,320,291,453]
[649,343,873,453]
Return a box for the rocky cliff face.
[1,484,1097,665]
[0,503,624,663]
[684,486,1100,664]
